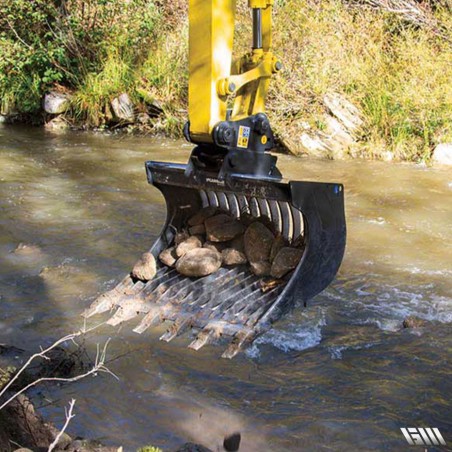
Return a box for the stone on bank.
[432,143,452,166]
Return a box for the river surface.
[0,125,451,451]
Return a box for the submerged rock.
[44,116,69,131]
[244,222,274,263]
[131,252,156,281]
[175,443,213,452]
[403,316,428,329]
[13,243,42,256]
[205,214,244,242]
[176,248,222,277]
[176,235,203,257]
[271,247,303,278]
[159,247,178,267]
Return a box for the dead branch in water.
[0,327,117,411]
[48,398,76,452]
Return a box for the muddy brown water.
[0,125,451,451]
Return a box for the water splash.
[246,308,326,358]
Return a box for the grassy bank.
[0,0,451,161]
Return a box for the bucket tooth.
[105,296,146,326]
[133,306,164,334]
[222,331,256,359]
[82,291,119,318]
[83,275,139,318]
[188,329,216,351]
[160,316,193,342]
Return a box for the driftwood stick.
[47,398,76,452]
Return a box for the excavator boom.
[84,0,346,357]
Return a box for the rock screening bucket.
[84,146,346,358]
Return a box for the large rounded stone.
[176,248,222,277]
[176,235,203,257]
[270,247,303,278]
[159,247,178,267]
[244,222,274,263]
[222,248,247,266]
[432,143,452,166]
[250,261,271,277]
[270,234,287,262]
[188,206,218,226]
[189,224,206,236]
[43,91,71,114]
[175,230,190,246]
[131,252,156,281]
[205,214,244,242]
[203,241,227,253]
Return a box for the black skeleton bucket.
[85,154,346,358]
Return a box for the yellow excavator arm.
[187,0,281,146]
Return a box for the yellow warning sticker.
[237,126,250,149]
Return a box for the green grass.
[137,447,162,452]
[1,0,451,161]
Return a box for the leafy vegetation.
[137,446,162,452]
[0,0,451,161]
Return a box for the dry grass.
[267,0,452,161]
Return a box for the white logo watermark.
[401,428,446,446]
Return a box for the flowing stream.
[0,125,451,451]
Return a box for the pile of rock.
[131,207,304,282]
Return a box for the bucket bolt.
[254,113,270,135]
[215,122,235,146]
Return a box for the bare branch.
[0,332,83,400]
[48,398,76,452]
[0,349,113,411]
[0,324,117,411]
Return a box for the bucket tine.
[82,275,135,318]
[133,305,165,334]
[106,295,147,326]
[160,315,193,342]
[222,330,256,359]
[188,328,216,351]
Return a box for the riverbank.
[1,0,451,164]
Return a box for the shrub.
[0,0,160,114]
